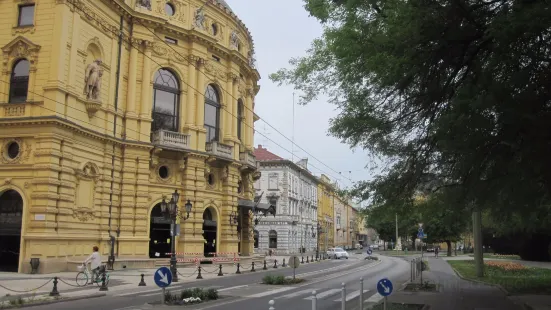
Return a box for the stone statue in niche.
[137,0,151,10]
[230,31,239,49]
[194,7,205,30]
[83,59,103,101]
[248,50,256,68]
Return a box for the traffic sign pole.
[383,296,387,310]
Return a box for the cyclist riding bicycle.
[84,246,102,284]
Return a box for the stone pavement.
[382,257,527,310]
[0,254,308,299]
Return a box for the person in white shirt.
[84,246,102,284]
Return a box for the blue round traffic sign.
[367,248,373,255]
[154,267,173,288]
[377,278,393,297]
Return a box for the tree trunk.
[384,241,387,251]
[446,240,452,256]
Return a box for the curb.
[0,293,106,309]
[448,264,510,296]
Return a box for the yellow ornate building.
[0,0,261,273]
[317,174,334,251]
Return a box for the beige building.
[0,0,261,273]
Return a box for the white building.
[253,145,319,254]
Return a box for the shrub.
[262,274,275,284]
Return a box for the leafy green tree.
[271,0,551,220]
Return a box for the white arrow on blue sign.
[154,267,172,288]
[367,248,373,255]
[377,278,393,297]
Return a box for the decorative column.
[139,41,152,142]
[195,59,206,150]
[224,74,235,141]
[186,56,197,126]
[125,39,139,140]
[232,79,239,139]
[67,10,80,93]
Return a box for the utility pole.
[473,208,484,277]
[395,213,399,250]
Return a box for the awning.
[237,199,276,215]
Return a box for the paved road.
[25,255,378,310]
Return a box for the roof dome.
[216,0,233,13]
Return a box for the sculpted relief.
[137,0,152,10]
[194,7,205,30]
[230,31,239,49]
[83,59,103,101]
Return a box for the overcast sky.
[228,0,375,189]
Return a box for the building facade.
[317,174,335,252]
[253,145,319,254]
[0,0,261,273]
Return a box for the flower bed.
[485,261,526,271]
[262,274,305,285]
[163,288,219,306]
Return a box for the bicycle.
[76,264,110,287]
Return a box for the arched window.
[269,230,278,249]
[152,69,179,132]
[237,99,244,141]
[9,59,30,103]
[204,84,220,143]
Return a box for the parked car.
[326,248,335,257]
[370,244,379,250]
[333,247,349,259]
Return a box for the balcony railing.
[152,129,191,150]
[205,141,233,160]
[239,151,257,168]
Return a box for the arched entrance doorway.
[0,190,23,272]
[149,203,172,259]
[203,208,217,257]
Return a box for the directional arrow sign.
[154,266,172,288]
[367,248,373,256]
[377,278,393,297]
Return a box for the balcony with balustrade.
[151,129,191,151]
[239,151,257,170]
[205,141,234,161]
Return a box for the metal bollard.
[311,290,317,310]
[218,264,223,276]
[236,263,241,274]
[251,261,256,272]
[306,256,310,263]
[282,258,286,267]
[273,259,278,269]
[49,276,60,296]
[139,273,146,286]
[359,277,364,307]
[263,260,268,270]
[341,283,346,310]
[268,299,275,310]
[99,272,108,291]
[302,256,305,263]
[196,266,203,279]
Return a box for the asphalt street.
[25,255,410,310]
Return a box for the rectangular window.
[165,37,177,44]
[18,4,35,27]
[212,55,220,62]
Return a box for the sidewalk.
[382,257,527,309]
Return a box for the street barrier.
[50,277,60,296]
[268,299,275,310]
[251,261,256,272]
[218,264,223,276]
[263,260,268,270]
[139,273,146,286]
[273,259,278,269]
[282,258,286,267]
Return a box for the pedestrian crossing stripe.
[303,288,341,300]
[333,289,369,302]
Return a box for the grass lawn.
[448,260,551,294]
[468,253,521,260]
[378,251,423,256]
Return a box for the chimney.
[257,144,265,150]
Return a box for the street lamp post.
[160,190,193,283]
[313,223,321,259]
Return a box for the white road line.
[279,288,315,299]
[365,293,384,303]
[218,285,248,292]
[333,289,370,302]
[304,288,341,300]
[247,286,295,298]
[115,289,159,297]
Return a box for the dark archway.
[0,190,23,272]
[203,208,217,257]
[149,203,172,259]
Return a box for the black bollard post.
[263,260,268,270]
[306,256,309,263]
[138,274,146,286]
[218,264,223,276]
[49,276,60,296]
[273,259,278,269]
[282,258,286,267]
[302,256,304,263]
[251,262,256,272]
[99,273,108,291]
[196,266,203,279]
[311,255,314,262]
[236,263,241,274]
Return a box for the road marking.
[115,289,159,297]
[333,289,370,302]
[279,288,315,299]
[247,286,295,298]
[218,285,248,292]
[365,293,384,303]
[304,288,341,300]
